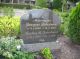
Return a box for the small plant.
[52,0,62,10]
[41,48,53,59]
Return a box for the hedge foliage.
[52,0,62,10]
[35,0,48,8]
[0,7,14,16]
[0,16,20,37]
[68,3,80,44]
[53,9,69,35]
[0,3,31,9]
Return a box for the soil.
[57,35,80,59]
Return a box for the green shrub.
[0,3,31,9]
[0,16,20,37]
[60,12,69,35]
[36,0,48,8]
[2,7,14,16]
[0,37,23,52]
[52,0,62,10]
[53,9,69,35]
[0,37,35,59]
[68,3,80,44]
[0,37,23,59]
[41,48,53,59]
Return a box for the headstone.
[20,9,61,51]
[20,9,60,44]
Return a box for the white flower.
[56,40,59,43]
[17,45,21,50]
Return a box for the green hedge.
[68,2,80,44]
[0,3,31,9]
[0,7,14,16]
[52,0,62,10]
[35,0,48,8]
[0,16,20,37]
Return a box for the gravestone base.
[21,41,61,52]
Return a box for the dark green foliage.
[68,3,80,44]
[68,0,80,3]
[52,0,62,10]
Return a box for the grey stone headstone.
[20,9,61,44]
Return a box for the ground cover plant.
[0,37,36,59]
[0,37,23,59]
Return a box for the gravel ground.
[57,35,80,59]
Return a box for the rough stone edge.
[21,42,61,52]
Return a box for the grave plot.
[20,9,61,53]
